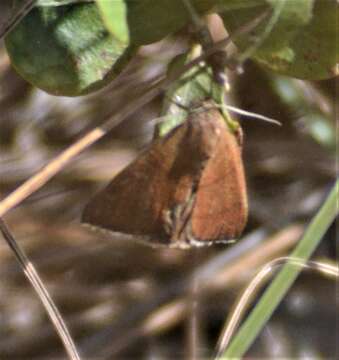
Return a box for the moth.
[82,102,248,248]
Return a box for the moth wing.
[191,124,248,242]
[82,124,189,239]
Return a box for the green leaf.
[257,0,337,79]
[125,0,215,46]
[157,46,238,137]
[95,0,129,44]
[264,0,314,51]
[38,0,216,46]
[5,2,136,96]
[157,50,214,137]
[220,0,314,52]
[221,0,337,80]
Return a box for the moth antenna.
[225,105,282,126]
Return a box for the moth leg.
[161,191,197,244]
[176,193,196,243]
[162,204,186,242]
[162,209,174,236]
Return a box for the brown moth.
[82,102,248,248]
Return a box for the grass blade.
[218,179,338,359]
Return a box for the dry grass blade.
[0,218,81,360]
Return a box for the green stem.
[219,179,338,359]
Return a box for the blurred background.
[0,11,337,360]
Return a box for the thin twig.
[0,0,36,40]
[0,218,81,360]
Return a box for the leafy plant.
[3,0,337,96]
